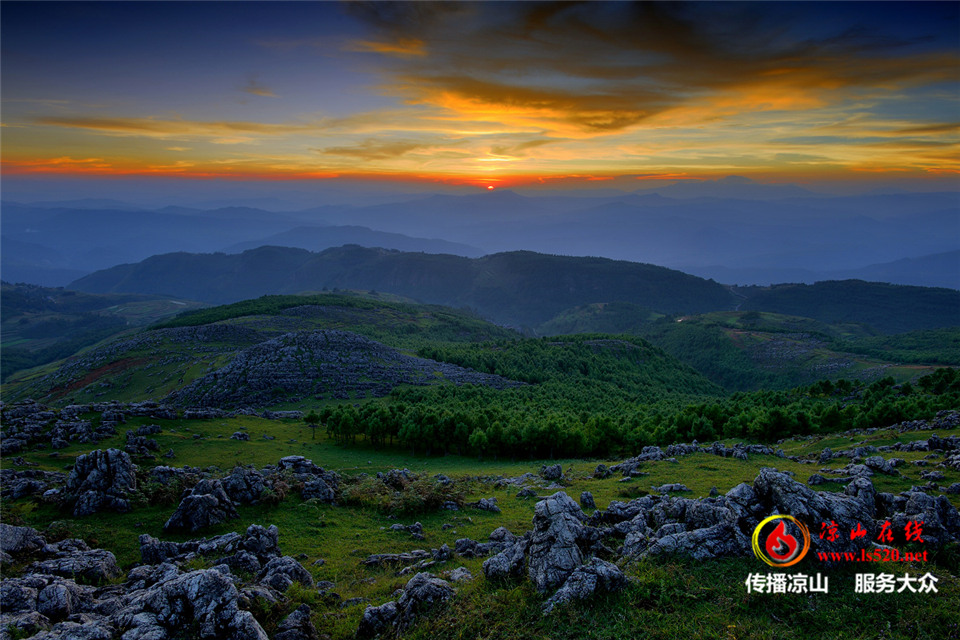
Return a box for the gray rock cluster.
[1,521,323,639]
[166,329,522,408]
[357,572,456,638]
[481,492,626,613]
[376,467,415,491]
[65,449,138,517]
[124,430,159,457]
[277,455,341,504]
[1,468,66,501]
[163,479,238,533]
[597,468,960,563]
[0,401,181,457]
[609,441,780,477]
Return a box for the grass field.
[5,412,960,639]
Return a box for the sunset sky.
[2,1,959,190]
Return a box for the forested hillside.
[69,247,960,334]
[69,246,736,324]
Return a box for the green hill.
[69,246,737,326]
[1,293,521,406]
[537,306,957,392]
[0,281,205,381]
[737,280,960,333]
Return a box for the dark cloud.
[348,1,960,133]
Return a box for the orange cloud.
[34,116,314,139]
[348,38,426,58]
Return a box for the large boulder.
[257,556,314,592]
[542,558,626,614]
[753,467,876,554]
[527,492,589,592]
[221,466,266,505]
[0,523,47,557]
[114,569,268,640]
[27,539,122,584]
[395,572,456,633]
[65,449,137,517]
[356,572,454,638]
[275,604,318,640]
[163,479,238,533]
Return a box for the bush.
[341,473,465,515]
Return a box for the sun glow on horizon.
[1,2,957,190]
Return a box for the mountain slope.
[70,246,736,327]
[223,225,482,257]
[0,282,205,381]
[737,280,960,333]
[0,293,521,405]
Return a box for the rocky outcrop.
[357,572,455,638]
[65,449,137,517]
[166,330,522,408]
[275,604,318,640]
[163,479,238,533]
[0,523,312,640]
[541,558,626,614]
[528,492,591,592]
[221,466,266,505]
[277,456,341,503]
[27,539,121,584]
[113,568,269,640]
[1,523,47,558]
[1,469,67,501]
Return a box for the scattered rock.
[275,604,318,640]
[257,556,314,592]
[469,497,501,513]
[540,464,563,482]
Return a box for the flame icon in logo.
[752,515,811,567]
[765,520,799,562]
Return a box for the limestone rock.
[395,572,455,633]
[66,449,137,517]
[540,464,563,482]
[527,492,588,592]
[114,569,268,640]
[542,558,626,614]
[163,479,238,533]
[257,556,314,592]
[482,539,529,581]
[274,603,318,640]
[0,523,47,556]
[221,466,266,505]
[356,601,398,639]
